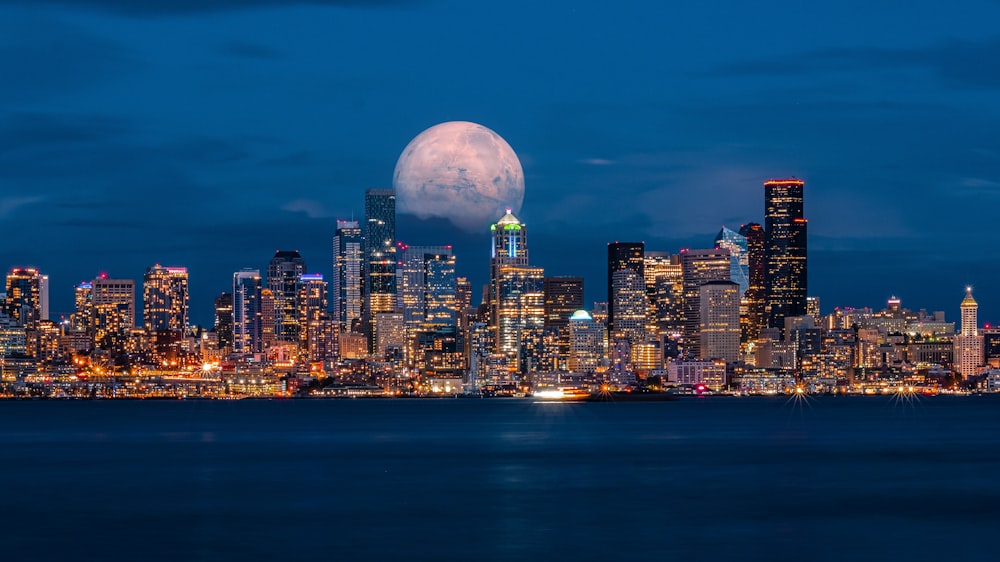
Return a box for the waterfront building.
[764,179,808,331]
[667,359,727,390]
[332,219,364,331]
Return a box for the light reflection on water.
[0,396,998,561]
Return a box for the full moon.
[393,121,525,231]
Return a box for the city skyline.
[2,1,999,322]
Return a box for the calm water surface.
[1,395,999,561]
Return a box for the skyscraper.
[680,248,731,358]
[297,273,334,362]
[607,242,644,338]
[489,209,529,329]
[91,275,135,350]
[495,264,545,375]
[73,282,93,334]
[267,250,306,344]
[233,269,262,355]
[543,277,584,331]
[644,252,683,336]
[611,268,648,366]
[214,292,233,351]
[714,227,749,296]
[568,310,606,374]
[332,220,364,332]
[764,179,807,330]
[142,265,189,334]
[365,189,397,324]
[397,244,457,367]
[954,287,983,377]
[699,280,741,363]
[739,222,766,344]
[4,267,48,329]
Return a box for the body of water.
[1,395,998,561]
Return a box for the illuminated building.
[496,264,544,375]
[397,244,457,368]
[332,220,363,331]
[0,313,27,358]
[297,274,334,362]
[714,227,749,296]
[567,309,605,374]
[142,265,189,334]
[607,242,644,339]
[214,292,233,351]
[260,289,276,349]
[375,312,405,361]
[699,280,740,363]
[73,282,93,335]
[5,267,48,329]
[668,359,727,390]
[764,179,807,330]
[806,296,820,321]
[365,189,397,330]
[954,287,984,377]
[232,269,262,355]
[91,275,135,351]
[267,250,306,344]
[680,248,731,358]
[644,252,683,336]
[611,268,647,365]
[489,209,529,329]
[739,222,766,344]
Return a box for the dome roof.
[569,310,593,321]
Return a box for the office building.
[739,222,766,344]
[954,287,983,377]
[699,280,740,363]
[680,248,731,358]
[489,209,529,328]
[607,242,644,338]
[267,250,306,344]
[91,275,135,350]
[5,267,48,329]
[142,265,189,334]
[764,179,808,330]
[332,219,364,331]
[714,227,749,296]
[365,189,397,322]
[214,292,233,351]
[495,264,544,375]
[233,269,262,355]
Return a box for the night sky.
[3,0,1000,325]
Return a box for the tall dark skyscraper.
[233,269,262,354]
[332,220,364,332]
[364,189,397,321]
[739,222,766,344]
[763,179,807,330]
[267,250,307,344]
[543,277,584,331]
[607,242,644,339]
[214,292,234,351]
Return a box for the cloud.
[282,199,332,219]
[580,158,615,166]
[0,0,420,16]
[0,196,45,218]
[713,37,1000,90]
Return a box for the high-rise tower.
[607,242,644,339]
[142,265,189,334]
[739,222,766,344]
[714,227,749,296]
[365,189,397,321]
[267,250,306,344]
[332,220,364,332]
[764,179,807,330]
[954,287,983,377]
[680,248,731,358]
[4,267,48,329]
[489,209,529,328]
[233,269,263,355]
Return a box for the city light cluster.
[1,182,997,400]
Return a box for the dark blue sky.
[3,0,1000,325]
